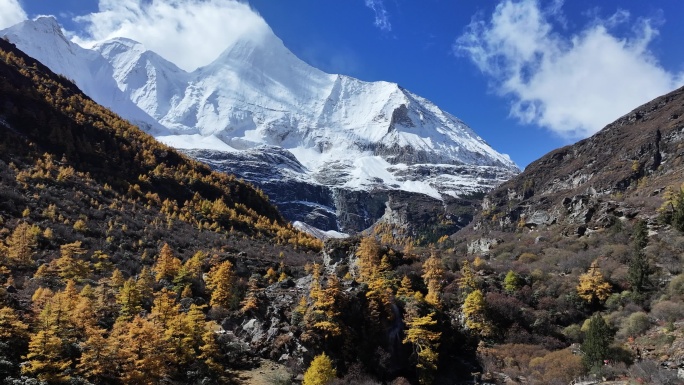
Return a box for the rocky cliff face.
[464,85,684,238]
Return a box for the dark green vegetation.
[2,34,684,385]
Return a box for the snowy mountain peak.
[23,16,64,37]
[2,17,519,232]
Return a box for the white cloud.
[73,0,270,72]
[0,0,27,30]
[455,0,684,139]
[365,0,391,32]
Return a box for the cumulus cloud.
[454,0,684,138]
[365,0,391,32]
[73,0,270,72]
[0,0,27,30]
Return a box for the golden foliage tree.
[240,275,260,314]
[403,312,441,385]
[113,315,169,384]
[356,236,381,281]
[55,240,90,280]
[22,329,71,383]
[117,278,142,321]
[576,260,612,305]
[463,289,492,337]
[199,326,223,376]
[7,221,39,266]
[303,352,337,385]
[422,253,444,307]
[77,326,115,382]
[458,260,478,296]
[309,273,342,338]
[205,260,236,309]
[150,288,179,328]
[396,275,415,299]
[153,243,182,281]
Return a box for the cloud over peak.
[0,0,27,30]
[73,0,271,72]
[455,0,684,139]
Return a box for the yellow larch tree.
[422,253,444,307]
[153,242,182,281]
[303,352,337,385]
[403,312,441,385]
[22,329,71,383]
[576,260,612,305]
[205,260,236,309]
[7,221,39,266]
[462,289,492,337]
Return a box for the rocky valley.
[1,8,684,385]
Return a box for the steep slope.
[0,37,331,383]
[0,36,321,264]
[453,86,684,382]
[465,85,684,236]
[0,40,485,385]
[2,17,518,234]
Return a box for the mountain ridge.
[2,16,518,233]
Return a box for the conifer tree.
[582,313,614,371]
[77,326,114,382]
[577,260,612,306]
[117,278,142,320]
[205,260,236,309]
[150,288,179,328]
[303,352,337,385]
[109,268,125,288]
[403,312,441,385]
[116,315,169,384]
[396,275,415,299]
[458,260,478,297]
[199,327,223,376]
[503,270,521,292]
[0,306,29,371]
[629,220,652,296]
[22,329,71,383]
[356,236,381,281]
[154,243,182,281]
[422,253,444,307]
[462,289,491,337]
[55,240,89,280]
[71,291,97,338]
[240,274,261,314]
[136,266,155,306]
[310,273,342,338]
[174,250,206,289]
[7,221,39,266]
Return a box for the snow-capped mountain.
[2,16,519,233]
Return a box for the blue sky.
[3,0,684,168]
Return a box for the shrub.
[666,273,684,299]
[650,300,684,323]
[617,312,651,338]
[528,348,584,385]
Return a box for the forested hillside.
[3,34,684,385]
[0,37,322,384]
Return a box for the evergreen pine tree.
[581,313,614,371]
[629,220,652,296]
